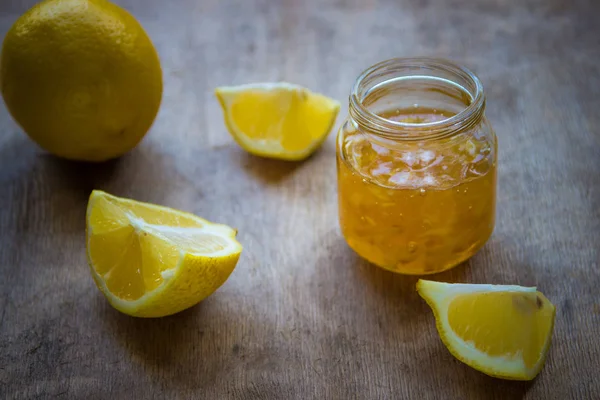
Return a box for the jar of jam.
[336,57,497,274]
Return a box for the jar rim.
[349,57,485,141]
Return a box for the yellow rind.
[0,0,163,161]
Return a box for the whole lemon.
[0,0,163,161]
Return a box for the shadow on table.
[94,294,272,391]
[0,137,190,233]
[233,149,313,185]
[98,299,201,363]
[313,233,477,327]
[0,134,120,189]
[95,299,219,389]
[414,340,536,399]
[350,232,534,311]
[356,251,475,302]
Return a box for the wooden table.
[1,0,599,398]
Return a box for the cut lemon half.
[86,190,242,317]
[214,82,340,160]
[417,279,556,380]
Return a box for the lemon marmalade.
[336,58,497,274]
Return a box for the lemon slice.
[215,82,340,160]
[417,279,556,380]
[86,190,242,317]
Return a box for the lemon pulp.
[417,279,556,380]
[215,82,340,160]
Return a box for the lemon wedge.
[214,82,340,160]
[417,279,556,380]
[86,190,242,317]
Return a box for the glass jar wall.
[336,58,497,275]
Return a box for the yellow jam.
[337,107,497,274]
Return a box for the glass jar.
[336,57,497,275]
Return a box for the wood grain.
[1,0,599,398]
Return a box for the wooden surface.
[1,0,599,398]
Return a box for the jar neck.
[348,57,486,142]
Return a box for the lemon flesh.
[215,82,340,161]
[417,279,556,380]
[0,0,162,161]
[86,190,242,317]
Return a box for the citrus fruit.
[86,190,242,317]
[416,279,556,380]
[0,0,163,162]
[214,82,340,161]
